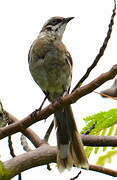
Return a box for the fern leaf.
[82,108,117,135]
[96,150,117,166]
[114,126,117,136]
[85,146,93,158]
[81,109,117,161]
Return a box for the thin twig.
[89,164,117,177]
[72,0,116,92]
[47,164,52,171]
[94,90,117,100]
[81,122,97,135]
[44,120,54,142]
[8,135,22,180]
[8,121,22,180]
[43,120,54,171]
[8,135,16,158]
[70,171,81,180]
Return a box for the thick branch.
[2,113,117,178]
[0,65,117,140]
[7,113,44,147]
[6,113,117,148]
[2,144,117,179]
[3,145,57,179]
[81,135,117,147]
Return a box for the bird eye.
[56,19,62,23]
[52,20,56,23]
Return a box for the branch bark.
[0,65,117,179]
[3,145,57,179]
[2,144,117,179]
[0,65,117,140]
[7,113,44,147]
[81,135,117,147]
[2,112,117,179]
[6,112,117,148]
[89,164,117,177]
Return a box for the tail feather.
[55,108,73,171]
[55,105,89,172]
[71,130,89,169]
[57,150,73,172]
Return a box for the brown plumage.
[55,105,89,171]
[28,16,89,171]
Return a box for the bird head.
[39,16,74,40]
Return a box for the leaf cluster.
[81,108,117,165]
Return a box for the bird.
[28,16,89,172]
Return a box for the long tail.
[54,105,89,172]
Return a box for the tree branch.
[44,120,54,142]
[81,135,117,147]
[6,112,117,148]
[7,113,44,148]
[0,2,116,179]
[3,145,57,179]
[89,164,117,177]
[20,134,32,152]
[2,113,117,178]
[0,65,117,140]
[72,0,116,92]
[2,144,117,179]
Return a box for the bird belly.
[29,59,71,100]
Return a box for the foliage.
[81,108,117,165]
[81,108,117,135]
[96,150,117,166]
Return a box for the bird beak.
[64,17,74,23]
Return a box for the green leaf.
[96,150,117,166]
[85,146,93,158]
[81,108,117,162]
[81,108,117,135]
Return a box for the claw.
[31,109,38,121]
